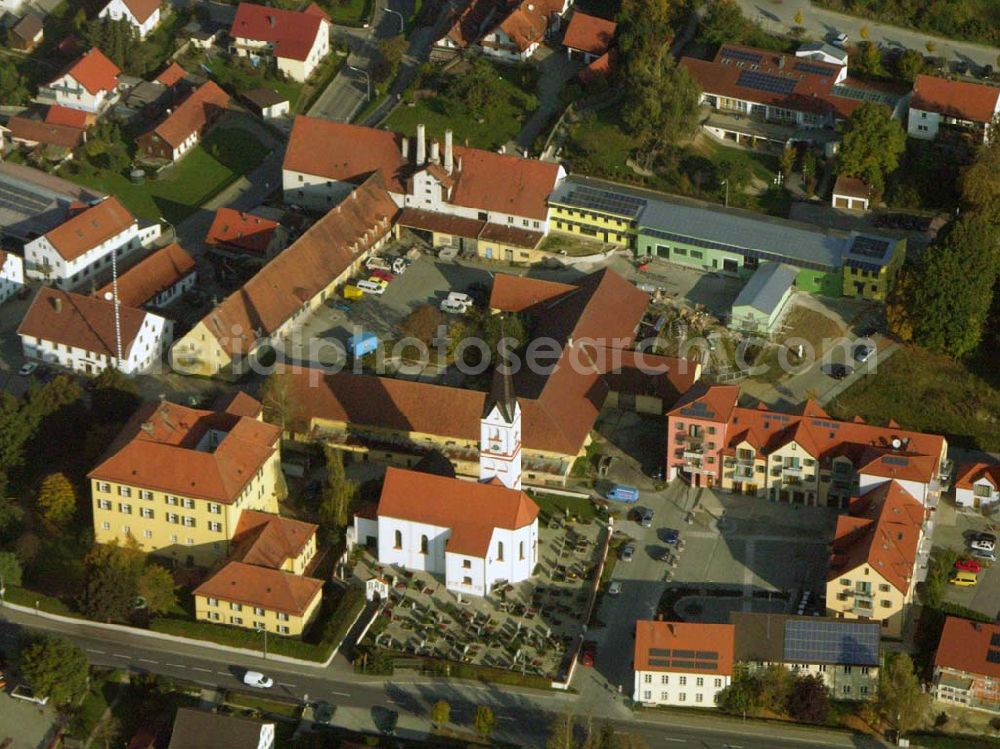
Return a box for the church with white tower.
[352,357,540,596]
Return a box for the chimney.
[778,55,785,69]
[267,14,275,27]
[456,155,463,173]
[416,123,426,165]
[51,295,62,313]
[401,136,409,160]
[430,139,440,164]
[444,129,453,174]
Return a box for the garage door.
[656,244,669,258]
[834,197,849,208]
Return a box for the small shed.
[10,13,44,52]
[241,87,290,121]
[832,175,871,212]
[730,262,798,334]
[347,331,379,359]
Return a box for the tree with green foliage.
[716,155,754,197]
[430,699,451,725]
[801,149,818,195]
[318,446,358,532]
[401,304,444,347]
[0,58,30,105]
[89,367,140,425]
[698,0,746,49]
[37,472,77,528]
[878,653,930,736]
[780,147,796,179]
[894,49,926,83]
[447,59,505,120]
[84,18,139,71]
[0,550,23,587]
[80,540,144,622]
[787,674,831,722]
[617,0,675,65]
[853,41,883,77]
[474,705,495,738]
[374,35,407,85]
[837,102,906,197]
[0,498,24,543]
[756,664,793,713]
[546,712,576,749]
[137,564,177,615]
[906,214,998,357]
[623,49,702,169]
[718,663,757,715]
[960,116,1000,222]
[20,636,90,707]
[83,119,131,174]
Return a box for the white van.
[357,279,387,295]
[242,671,274,688]
[440,299,467,314]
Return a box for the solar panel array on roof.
[794,62,835,76]
[722,48,763,65]
[646,646,721,671]
[737,70,798,95]
[680,401,714,418]
[831,84,897,106]
[849,236,891,259]
[0,180,52,215]
[783,620,880,666]
[560,184,647,219]
[883,456,910,467]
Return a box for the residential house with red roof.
[826,480,928,637]
[95,242,197,309]
[282,116,565,260]
[23,196,162,289]
[99,0,162,38]
[562,11,615,64]
[908,74,1000,143]
[205,207,288,260]
[229,2,331,82]
[633,620,735,707]
[934,616,1000,711]
[136,80,230,162]
[954,462,1000,510]
[40,47,122,113]
[666,383,948,510]
[436,0,569,61]
[680,44,902,147]
[18,287,172,375]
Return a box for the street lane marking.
[663,740,686,744]
[86,649,106,654]
[278,682,296,688]
[216,671,229,676]
[166,664,186,668]
[192,667,211,672]
[112,653,131,658]
[138,658,157,664]
[330,691,351,697]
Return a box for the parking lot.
[587,481,835,690]
[932,500,1000,619]
[0,687,61,749]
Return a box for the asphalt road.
[736,0,1000,70]
[0,606,883,748]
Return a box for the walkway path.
[514,46,580,153]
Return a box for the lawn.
[827,346,1000,452]
[320,0,373,26]
[386,62,538,151]
[200,55,303,111]
[226,693,302,719]
[527,491,599,523]
[60,126,268,223]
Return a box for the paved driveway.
[933,500,1000,619]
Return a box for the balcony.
[734,465,755,481]
[852,595,874,617]
[782,465,803,477]
[683,445,705,461]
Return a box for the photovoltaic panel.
[883,456,910,466]
[0,181,52,215]
[737,70,797,95]
[783,620,880,666]
[722,48,764,65]
[794,62,834,76]
[832,84,897,106]
[562,184,646,219]
[849,235,891,260]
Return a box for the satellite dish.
[103,292,114,301]
[891,438,902,449]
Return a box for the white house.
[908,74,1000,143]
[832,175,871,212]
[229,3,331,82]
[633,620,735,708]
[955,463,1000,510]
[95,242,197,310]
[18,287,173,376]
[98,0,162,39]
[39,48,122,113]
[353,364,540,597]
[24,197,161,289]
[0,252,25,305]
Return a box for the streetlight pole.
[384,6,404,34]
[347,64,371,101]
[722,179,729,208]
[257,625,268,659]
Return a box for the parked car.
[660,528,680,545]
[365,256,391,272]
[853,343,876,363]
[829,363,853,380]
[955,558,983,574]
[608,581,622,596]
[370,269,394,282]
[972,548,997,562]
[18,362,37,376]
[950,571,978,587]
[640,508,654,528]
[242,671,274,689]
[440,299,468,314]
[972,533,997,552]
[446,291,473,308]
[832,32,848,47]
[328,300,352,312]
[343,285,364,300]
[579,641,597,667]
[356,279,387,295]
[606,485,640,503]
[620,543,635,562]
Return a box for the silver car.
[621,543,635,562]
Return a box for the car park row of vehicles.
[343,255,410,299]
[949,533,996,587]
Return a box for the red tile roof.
[45,105,90,128]
[194,560,322,615]
[56,47,121,95]
[230,2,328,61]
[492,0,558,52]
[377,467,538,556]
[7,116,85,149]
[140,80,229,149]
[283,116,562,220]
[89,400,281,503]
[155,62,188,88]
[233,509,317,569]
[579,50,613,86]
[117,0,161,24]
[634,620,735,675]
[43,196,136,262]
[488,273,574,311]
[829,481,924,593]
[441,0,504,48]
[935,616,1000,680]
[562,11,616,56]
[95,242,196,308]
[215,390,264,419]
[195,172,398,358]
[955,462,1000,490]
[17,287,148,359]
[911,74,1000,124]
[205,207,281,255]
[833,175,870,199]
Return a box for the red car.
[955,559,983,574]
[370,269,394,282]
[579,641,597,667]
